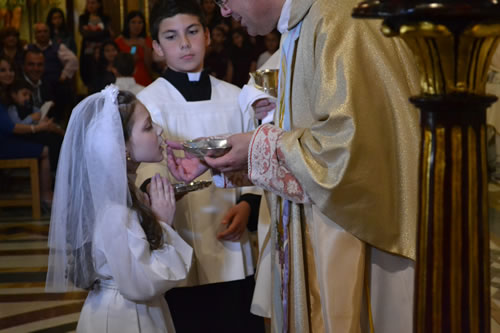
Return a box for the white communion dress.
[76,204,193,332]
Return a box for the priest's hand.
[205,132,253,173]
[217,201,250,241]
[252,98,275,120]
[166,140,208,183]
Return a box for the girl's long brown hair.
[117,91,164,250]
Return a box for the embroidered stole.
[272,22,308,333]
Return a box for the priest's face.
[217,0,284,36]
[126,103,164,163]
[152,14,210,73]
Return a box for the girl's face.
[0,60,15,86]
[129,15,144,38]
[232,32,243,48]
[126,103,164,163]
[86,0,101,14]
[103,44,118,64]
[51,12,64,29]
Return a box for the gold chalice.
[250,69,279,98]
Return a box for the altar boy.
[135,0,265,332]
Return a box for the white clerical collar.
[277,0,293,34]
[187,72,202,82]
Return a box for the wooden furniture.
[0,158,41,220]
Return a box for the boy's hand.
[30,112,41,122]
[148,173,176,226]
[166,140,208,182]
[217,201,250,241]
[252,98,275,120]
[35,117,53,132]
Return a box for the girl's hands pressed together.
[148,173,176,226]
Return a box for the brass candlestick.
[353,1,500,332]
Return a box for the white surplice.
[136,76,256,286]
[77,204,193,333]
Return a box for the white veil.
[46,85,131,292]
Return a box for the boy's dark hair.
[9,79,33,95]
[114,53,135,77]
[150,0,206,42]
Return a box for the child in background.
[7,79,64,175]
[7,79,42,125]
[135,0,265,332]
[113,53,145,95]
[46,87,192,332]
[256,29,280,69]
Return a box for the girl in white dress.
[45,85,193,332]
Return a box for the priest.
[167,0,421,331]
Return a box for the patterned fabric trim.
[248,124,311,204]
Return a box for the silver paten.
[182,137,232,158]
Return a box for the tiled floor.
[0,210,86,333]
[4,186,500,332]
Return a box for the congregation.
[0,0,278,214]
[5,0,497,332]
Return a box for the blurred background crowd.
[0,0,280,212]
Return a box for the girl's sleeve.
[95,204,193,302]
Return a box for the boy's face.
[11,88,32,107]
[153,14,210,73]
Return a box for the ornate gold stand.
[353,2,500,332]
